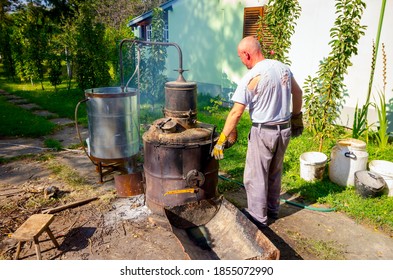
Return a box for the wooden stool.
[12,214,59,260]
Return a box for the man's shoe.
[240,209,267,229]
[267,210,279,220]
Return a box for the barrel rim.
[85,87,138,98]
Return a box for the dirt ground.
[1,92,393,260]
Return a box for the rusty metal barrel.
[143,81,218,215]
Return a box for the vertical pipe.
[119,39,187,91]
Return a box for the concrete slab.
[50,118,75,126]
[18,103,42,110]
[33,110,58,118]
[7,98,29,104]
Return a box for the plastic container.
[328,138,368,186]
[300,152,327,181]
[369,160,393,197]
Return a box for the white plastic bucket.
[369,160,393,196]
[300,152,327,181]
[328,138,368,186]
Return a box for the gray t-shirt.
[231,59,292,124]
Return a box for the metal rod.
[119,39,186,92]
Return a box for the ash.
[104,194,151,226]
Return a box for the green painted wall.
[166,0,248,95]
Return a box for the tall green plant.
[352,42,375,140]
[373,43,390,149]
[304,0,366,151]
[257,0,301,65]
[366,0,387,102]
[374,90,389,149]
[352,0,386,140]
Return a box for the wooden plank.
[0,189,23,196]
[41,197,99,214]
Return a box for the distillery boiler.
[117,39,219,215]
[143,80,219,215]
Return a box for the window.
[164,23,169,42]
[243,6,263,38]
[243,6,273,50]
[146,25,152,41]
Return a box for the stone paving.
[0,89,87,159]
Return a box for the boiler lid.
[143,119,214,145]
[165,81,197,89]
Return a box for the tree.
[0,16,16,79]
[0,0,20,79]
[0,0,168,91]
[47,33,63,91]
[139,7,167,109]
[73,1,111,90]
[11,3,50,89]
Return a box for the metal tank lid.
[336,138,367,150]
[165,80,197,88]
[85,87,137,98]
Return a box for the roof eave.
[128,0,178,27]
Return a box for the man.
[212,36,303,228]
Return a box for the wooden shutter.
[243,6,274,50]
[243,7,263,38]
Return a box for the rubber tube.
[218,174,336,212]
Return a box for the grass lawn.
[0,95,56,137]
[1,75,392,235]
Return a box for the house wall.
[164,0,392,131]
[290,0,393,130]
[166,0,267,97]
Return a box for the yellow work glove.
[211,133,227,160]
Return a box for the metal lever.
[164,188,199,196]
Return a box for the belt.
[252,122,290,130]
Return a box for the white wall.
[162,0,392,130]
[289,0,393,129]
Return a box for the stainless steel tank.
[85,87,140,162]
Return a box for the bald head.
[238,36,262,54]
[237,36,264,69]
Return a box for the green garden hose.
[218,174,336,212]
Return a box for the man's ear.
[245,52,251,60]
